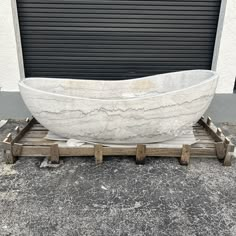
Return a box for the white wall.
[215,0,236,93]
[0,0,23,91]
[0,0,235,93]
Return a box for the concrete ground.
[0,120,236,236]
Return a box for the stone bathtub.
[19,70,218,144]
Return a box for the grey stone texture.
[0,120,236,236]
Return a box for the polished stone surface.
[19,70,218,144]
[0,120,236,236]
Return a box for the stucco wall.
[215,0,236,93]
[0,0,235,93]
[0,0,22,91]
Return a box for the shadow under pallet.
[2,116,235,166]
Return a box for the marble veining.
[18,70,218,144]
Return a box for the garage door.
[17,0,222,80]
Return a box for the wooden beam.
[180,144,191,165]
[94,145,103,164]
[13,117,37,143]
[215,142,225,160]
[4,150,16,164]
[224,144,235,166]
[50,144,60,164]
[136,144,146,164]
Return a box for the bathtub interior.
[20,70,216,99]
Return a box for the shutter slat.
[17,0,221,80]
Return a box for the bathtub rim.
[19,69,218,102]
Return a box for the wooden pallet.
[2,116,235,166]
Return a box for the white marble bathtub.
[19,70,218,144]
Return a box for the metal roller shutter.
[16,0,222,80]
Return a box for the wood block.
[224,144,235,166]
[180,144,191,165]
[216,128,222,136]
[15,126,20,134]
[50,144,60,164]
[6,133,12,142]
[94,145,103,164]
[224,152,233,166]
[4,150,16,164]
[207,117,212,126]
[215,142,225,160]
[136,144,146,164]
[224,137,230,145]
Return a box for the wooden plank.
[21,146,95,157]
[177,134,210,139]
[194,140,215,144]
[193,123,201,127]
[136,144,146,164]
[145,147,181,157]
[190,148,216,157]
[193,128,211,132]
[60,147,95,156]
[193,131,208,135]
[50,144,60,164]
[191,143,215,148]
[21,146,51,156]
[20,137,52,141]
[194,136,213,140]
[32,124,45,128]
[30,127,48,131]
[193,132,211,137]
[19,137,55,146]
[180,144,191,165]
[20,142,56,146]
[23,131,48,138]
[193,128,211,133]
[102,147,136,156]
[193,126,206,130]
[26,130,48,134]
[94,144,103,164]
[146,147,216,157]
